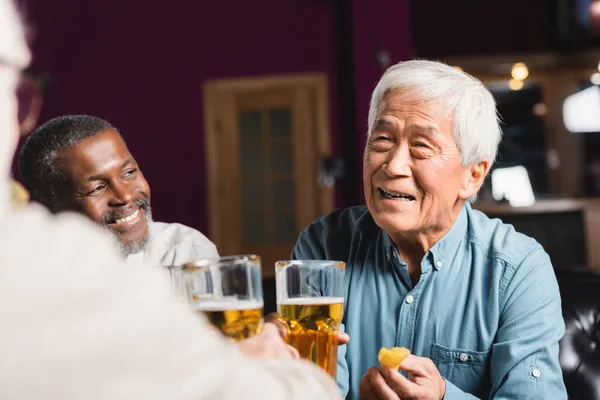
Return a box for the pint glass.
[183,255,264,341]
[275,260,345,378]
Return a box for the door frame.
[203,73,334,270]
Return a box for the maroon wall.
[410,0,557,58]
[16,0,412,232]
[17,0,339,234]
[352,0,412,203]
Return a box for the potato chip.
[378,347,410,369]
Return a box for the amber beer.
[278,297,344,378]
[196,300,264,342]
[183,255,264,341]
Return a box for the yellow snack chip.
[378,347,410,369]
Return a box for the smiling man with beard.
[19,115,218,266]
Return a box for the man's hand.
[265,312,350,345]
[236,322,300,359]
[359,354,446,400]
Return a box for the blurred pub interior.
[12,0,600,275]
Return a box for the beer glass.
[275,260,345,378]
[183,255,264,341]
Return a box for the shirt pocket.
[430,343,491,397]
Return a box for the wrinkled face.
[54,129,152,254]
[363,89,483,237]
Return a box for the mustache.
[100,197,150,225]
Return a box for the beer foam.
[278,297,344,305]
[194,300,264,312]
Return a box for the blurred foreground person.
[0,0,339,398]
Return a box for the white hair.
[368,60,502,169]
[0,0,29,66]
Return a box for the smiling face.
[363,89,487,241]
[54,129,152,254]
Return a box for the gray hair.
[368,60,502,169]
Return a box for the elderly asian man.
[293,60,567,399]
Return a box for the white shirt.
[125,221,219,267]
[0,205,340,399]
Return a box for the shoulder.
[465,206,556,301]
[0,205,166,302]
[149,221,218,258]
[466,206,543,266]
[294,206,378,259]
[0,204,122,267]
[301,206,377,238]
[151,222,214,246]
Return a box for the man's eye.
[87,185,105,196]
[124,168,137,177]
[374,136,391,142]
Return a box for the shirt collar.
[428,203,469,270]
[381,203,470,270]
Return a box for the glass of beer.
[183,255,264,341]
[275,260,345,378]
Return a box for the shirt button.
[406,295,414,304]
[532,368,541,378]
[459,353,469,362]
[436,260,443,268]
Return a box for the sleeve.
[291,223,350,398]
[0,208,341,400]
[487,245,567,399]
[443,380,480,399]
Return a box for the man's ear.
[458,160,489,201]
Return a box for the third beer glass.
[275,260,345,378]
[184,255,263,341]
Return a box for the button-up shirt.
[292,203,567,399]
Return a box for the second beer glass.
[275,260,345,378]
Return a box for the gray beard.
[102,206,153,256]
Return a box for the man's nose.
[383,144,413,178]
[109,181,136,205]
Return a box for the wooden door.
[204,74,333,278]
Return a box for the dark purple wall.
[352,0,412,203]
[410,0,557,58]
[16,0,338,234]
[15,0,411,232]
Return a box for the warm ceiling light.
[509,79,524,91]
[511,62,529,81]
[591,72,600,85]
